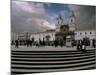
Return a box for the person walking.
[81,39,86,53]
[15,39,19,48]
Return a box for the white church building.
[11,12,96,47]
[29,12,96,45]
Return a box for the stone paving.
[11,46,95,51]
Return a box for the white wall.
[75,30,96,40]
[30,32,55,42]
[30,30,96,42]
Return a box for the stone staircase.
[11,49,96,74]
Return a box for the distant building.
[75,30,96,40]
[75,30,96,47]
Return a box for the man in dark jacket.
[15,39,19,48]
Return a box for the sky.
[11,0,96,33]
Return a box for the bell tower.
[68,11,76,31]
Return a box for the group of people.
[12,39,34,48]
[76,38,96,52]
[12,38,96,50]
[12,39,67,48]
[76,40,86,52]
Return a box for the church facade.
[29,12,96,46]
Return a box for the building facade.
[11,11,96,47]
[29,30,95,45]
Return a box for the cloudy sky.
[11,0,96,33]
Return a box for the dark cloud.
[68,4,96,30]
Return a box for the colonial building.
[75,30,96,47]
[75,30,96,40]
[30,30,55,42]
[11,12,96,47]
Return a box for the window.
[85,32,87,35]
[90,32,92,34]
[71,19,73,22]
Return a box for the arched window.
[90,32,92,34]
[85,32,87,35]
[80,33,82,35]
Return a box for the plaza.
[11,46,95,51]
